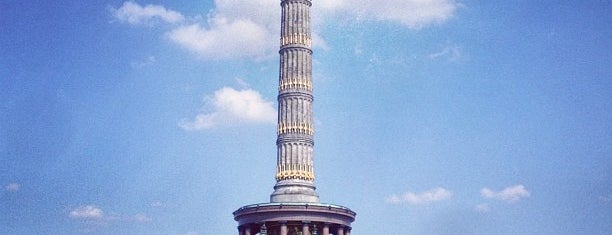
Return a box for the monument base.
[233,203,355,235]
[270,179,319,203]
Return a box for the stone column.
[270,0,319,204]
[244,226,251,235]
[322,223,329,235]
[337,226,344,235]
[280,221,288,235]
[345,227,351,235]
[302,221,310,235]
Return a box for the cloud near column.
[480,184,531,203]
[69,204,152,232]
[179,87,276,130]
[111,0,278,60]
[69,205,104,220]
[167,18,275,59]
[110,1,185,25]
[166,0,281,59]
[386,187,453,205]
[318,0,460,29]
[111,0,460,60]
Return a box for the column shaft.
[322,224,329,235]
[280,223,288,235]
[276,0,315,183]
[302,222,310,235]
[337,227,344,235]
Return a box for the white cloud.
[167,19,275,59]
[69,205,152,225]
[318,0,348,10]
[110,1,185,25]
[481,184,530,203]
[180,87,276,130]
[166,0,279,59]
[368,0,459,28]
[429,44,462,61]
[112,0,459,60]
[150,200,165,208]
[319,0,460,29]
[474,203,491,213]
[386,187,453,205]
[110,0,279,59]
[312,33,330,51]
[213,0,279,28]
[131,213,152,223]
[70,205,104,220]
[5,183,20,192]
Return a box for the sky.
[1,0,611,234]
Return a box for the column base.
[270,179,319,203]
[233,203,355,235]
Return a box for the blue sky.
[1,0,611,234]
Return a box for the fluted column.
[322,223,330,235]
[280,222,288,235]
[271,0,319,203]
[234,0,356,233]
[302,221,310,235]
[337,227,344,235]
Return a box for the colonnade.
[238,221,351,235]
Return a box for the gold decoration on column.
[279,77,313,91]
[280,33,312,47]
[275,163,315,181]
[278,122,314,135]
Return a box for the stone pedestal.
[234,203,355,235]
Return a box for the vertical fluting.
[271,0,318,203]
[276,0,314,182]
[234,2,356,233]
